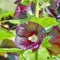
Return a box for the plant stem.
[35,0,39,59]
[35,51,38,60]
[35,0,39,18]
[0,48,24,54]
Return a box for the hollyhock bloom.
[14,4,27,19]
[15,21,46,50]
[47,26,60,55]
[14,0,35,19]
[45,0,60,19]
[14,4,34,19]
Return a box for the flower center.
[28,34,38,42]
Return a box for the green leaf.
[0,27,15,40]
[22,50,35,60]
[42,36,52,48]
[0,11,14,21]
[0,8,8,16]
[39,0,50,5]
[38,46,50,60]
[0,8,3,15]
[22,0,31,5]
[45,26,52,33]
[22,0,37,5]
[57,20,60,29]
[31,17,58,28]
[4,20,20,25]
[21,46,50,60]
[19,16,33,24]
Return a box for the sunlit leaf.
[0,27,15,40]
[31,17,58,28]
[20,46,50,60]
[4,20,20,25]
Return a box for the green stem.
[35,1,39,59]
[35,0,39,18]
[35,51,38,60]
[0,48,24,54]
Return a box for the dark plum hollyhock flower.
[46,26,60,55]
[14,4,27,19]
[47,36,60,55]
[15,21,46,50]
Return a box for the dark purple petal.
[46,7,57,18]
[48,26,60,39]
[15,21,46,50]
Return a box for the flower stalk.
[35,0,40,60]
[35,51,38,60]
[35,0,40,18]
